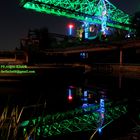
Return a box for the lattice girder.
[19,0,131,30]
[19,102,127,138]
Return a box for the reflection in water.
[0,69,139,139]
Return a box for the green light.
[21,120,29,127]
[19,101,127,137]
[19,0,131,30]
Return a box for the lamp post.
[68,24,74,36]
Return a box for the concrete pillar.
[120,49,122,65]
[119,48,123,88]
[14,53,17,62]
[24,52,28,64]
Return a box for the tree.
[131,11,140,37]
[39,27,51,50]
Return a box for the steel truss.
[19,0,130,30]
[20,101,127,138]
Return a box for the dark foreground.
[0,67,140,140]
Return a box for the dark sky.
[0,0,140,50]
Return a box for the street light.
[68,23,74,36]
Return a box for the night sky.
[0,0,140,50]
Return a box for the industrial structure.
[6,1,138,139]
[19,0,131,40]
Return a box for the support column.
[24,52,28,64]
[119,48,123,88]
[120,49,122,65]
[14,53,17,62]
[84,21,89,39]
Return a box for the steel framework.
[19,0,130,30]
[19,101,127,138]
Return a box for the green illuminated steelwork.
[19,0,131,30]
[20,103,102,127]
[132,113,140,132]
[19,102,127,137]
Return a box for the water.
[0,67,139,140]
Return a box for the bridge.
[42,39,140,67]
[41,39,140,80]
[42,39,140,54]
[5,3,138,138]
[17,0,139,69]
[19,0,131,31]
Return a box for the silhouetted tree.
[131,11,140,37]
[39,27,51,50]
[28,28,40,39]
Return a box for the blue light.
[99,98,105,127]
[98,127,102,133]
[101,15,107,34]
[84,90,88,97]
[69,27,72,35]
[100,99,105,112]
[68,88,72,96]
[68,24,74,36]
[82,103,89,112]
[85,32,88,38]
[84,22,89,39]
[67,88,73,101]
[82,103,88,108]
[80,52,88,59]
[82,98,88,101]
[100,99,105,108]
